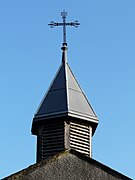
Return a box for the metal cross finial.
[48,11,80,46]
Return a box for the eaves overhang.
[32,110,98,135]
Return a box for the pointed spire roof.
[32,46,98,134]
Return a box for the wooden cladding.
[70,122,92,157]
[37,120,92,161]
[40,121,64,160]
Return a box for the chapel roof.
[3,150,132,180]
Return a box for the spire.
[31,12,98,162]
[32,47,98,135]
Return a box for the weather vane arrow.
[48,10,80,46]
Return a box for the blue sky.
[0,0,135,179]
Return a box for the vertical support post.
[89,126,92,157]
[36,127,42,162]
[64,121,70,149]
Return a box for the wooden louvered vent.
[70,122,92,157]
[41,121,64,160]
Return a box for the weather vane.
[48,11,80,46]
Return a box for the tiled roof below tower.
[3,150,132,180]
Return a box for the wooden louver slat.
[70,122,91,157]
[41,121,64,159]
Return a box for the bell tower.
[31,11,98,162]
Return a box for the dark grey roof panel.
[67,64,82,92]
[66,64,97,118]
[50,64,66,91]
[68,89,96,117]
[35,62,68,117]
[36,89,67,116]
